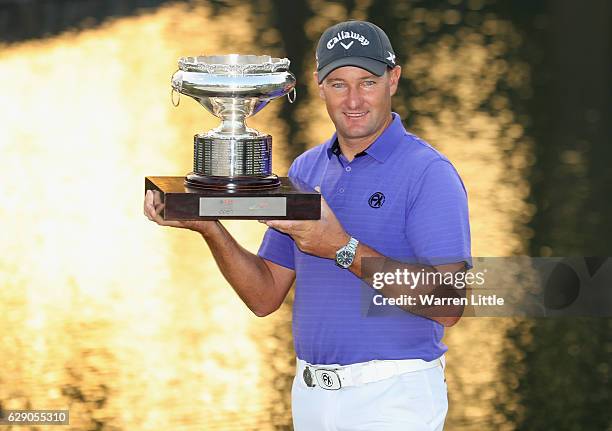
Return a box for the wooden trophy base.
[145,176,321,220]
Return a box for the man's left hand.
[263,187,349,259]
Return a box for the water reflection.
[1,1,533,430]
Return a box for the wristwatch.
[335,237,359,269]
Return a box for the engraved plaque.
[199,197,287,217]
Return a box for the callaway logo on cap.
[316,20,397,83]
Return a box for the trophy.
[145,54,320,220]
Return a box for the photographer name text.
[372,293,504,307]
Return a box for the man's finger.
[265,220,293,233]
[265,220,284,230]
[144,190,156,219]
[149,204,183,228]
[154,202,165,218]
[314,185,330,207]
[320,194,330,209]
[319,195,333,220]
[144,191,150,217]
[151,190,162,206]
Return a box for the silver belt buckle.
[303,366,315,387]
[314,368,341,390]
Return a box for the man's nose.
[346,86,364,109]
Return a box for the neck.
[337,113,393,162]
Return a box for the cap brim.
[317,57,388,84]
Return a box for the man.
[145,20,470,431]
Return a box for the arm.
[202,221,295,316]
[349,242,467,327]
[264,194,467,326]
[144,190,294,316]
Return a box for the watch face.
[337,249,353,267]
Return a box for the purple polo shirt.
[258,113,471,365]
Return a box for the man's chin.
[339,128,375,140]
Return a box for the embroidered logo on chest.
[368,192,385,208]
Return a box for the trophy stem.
[218,116,247,136]
[201,97,261,137]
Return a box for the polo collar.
[326,112,404,163]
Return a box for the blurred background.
[0,0,610,429]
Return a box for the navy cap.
[316,20,397,83]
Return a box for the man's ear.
[313,71,325,99]
[388,66,402,96]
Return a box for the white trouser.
[292,357,448,431]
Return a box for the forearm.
[194,222,280,316]
[350,241,465,325]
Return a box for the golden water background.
[0,3,530,429]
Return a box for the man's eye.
[331,83,345,89]
[363,80,376,87]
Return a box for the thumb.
[315,185,327,203]
[314,185,329,208]
[315,187,333,218]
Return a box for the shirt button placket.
[338,164,352,194]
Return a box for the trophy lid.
[178,54,291,74]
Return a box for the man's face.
[315,65,401,143]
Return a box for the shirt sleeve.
[257,228,296,270]
[405,159,472,269]
[256,160,299,270]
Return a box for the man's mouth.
[344,112,368,118]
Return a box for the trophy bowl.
[171,54,296,190]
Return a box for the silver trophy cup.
[145,54,319,220]
[171,54,296,190]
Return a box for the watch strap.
[346,237,359,254]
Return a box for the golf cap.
[316,20,397,84]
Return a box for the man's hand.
[263,189,349,259]
[143,189,218,235]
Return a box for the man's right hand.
[143,189,218,235]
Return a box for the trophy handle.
[171,88,181,107]
[287,87,297,104]
[170,69,182,107]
